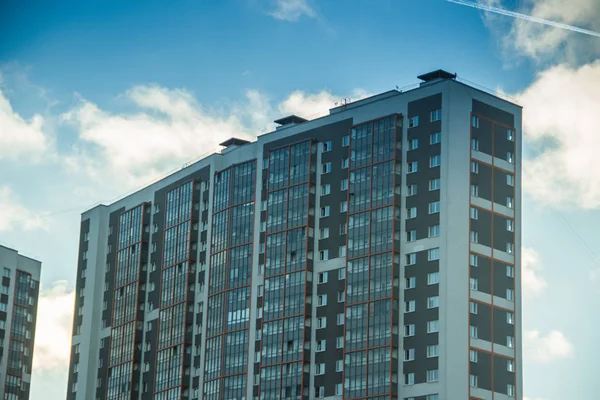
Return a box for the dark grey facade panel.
[472,99,515,128]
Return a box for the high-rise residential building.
[0,245,41,399]
[67,70,522,400]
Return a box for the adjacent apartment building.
[0,245,41,399]
[67,70,522,400]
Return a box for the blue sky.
[1,0,600,399]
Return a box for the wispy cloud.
[524,329,574,363]
[278,88,371,120]
[522,247,548,298]
[268,0,316,21]
[0,186,49,232]
[447,0,600,37]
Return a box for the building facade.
[0,245,41,400]
[67,70,522,400]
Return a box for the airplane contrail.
[446,0,600,38]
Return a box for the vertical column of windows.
[106,204,148,400]
[344,116,401,399]
[154,182,196,399]
[259,141,315,400]
[204,161,256,400]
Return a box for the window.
[430,109,442,122]
[507,335,514,348]
[507,384,515,397]
[320,206,330,217]
[2,268,9,277]
[428,201,440,214]
[470,350,478,363]
[427,369,439,383]
[470,254,478,266]
[471,138,479,151]
[315,364,325,376]
[407,161,418,173]
[336,359,343,372]
[427,272,439,285]
[82,251,88,260]
[427,320,439,333]
[406,230,417,242]
[405,373,415,385]
[339,245,347,257]
[472,116,479,128]
[409,116,419,128]
[408,138,419,151]
[342,157,349,169]
[506,265,515,278]
[506,242,514,254]
[340,201,348,212]
[470,278,478,291]
[507,129,515,141]
[406,276,416,289]
[317,317,327,329]
[470,374,478,388]
[340,222,347,235]
[430,132,441,144]
[470,207,479,220]
[404,348,415,361]
[470,325,478,339]
[336,336,344,348]
[407,184,417,196]
[337,313,345,325]
[507,151,514,164]
[321,184,331,195]
[317,295,328,306]
[427,345,439,358]
[427,296,440,309]
[406,253,416,266]
[341,179,348,191]
[507,196,514,209]
[258,285,264,297]
[338,290,345,302]
[429,178,440,191]
[506,288,514,301]
[262,200,267,211]
[407,207,417,219]
[319,227,329,239]
[322,141,332,152]
[429,155,441,167]
[427,395,440,400]
[342,135,349,147]
[507,174,514,186]
[470,230,479,243]
[336,383,343,396]
[471,161,479,173]
[404,324,415,336]
[318,272,328,284]
[322,162,331,174]
[319,250,329,261]
[316,339,326,352]
[428,224,440,237]
[470,301,478,314]
[471,184,479,197]
[507,359,515,372]
[428,248,440,261]
[339,268,346,280]
[405,300,416,313]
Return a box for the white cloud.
[278,89,371,120]
[524,329,574,363]
[506,0,600,64]
[268,0,316,21]
[479,0,600,65]
[60,85,264,190]
[0,186,49,232]
[0,87,51,161]
[522,247,548,297]
[32,280,75,373]
[517,61,600,209]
